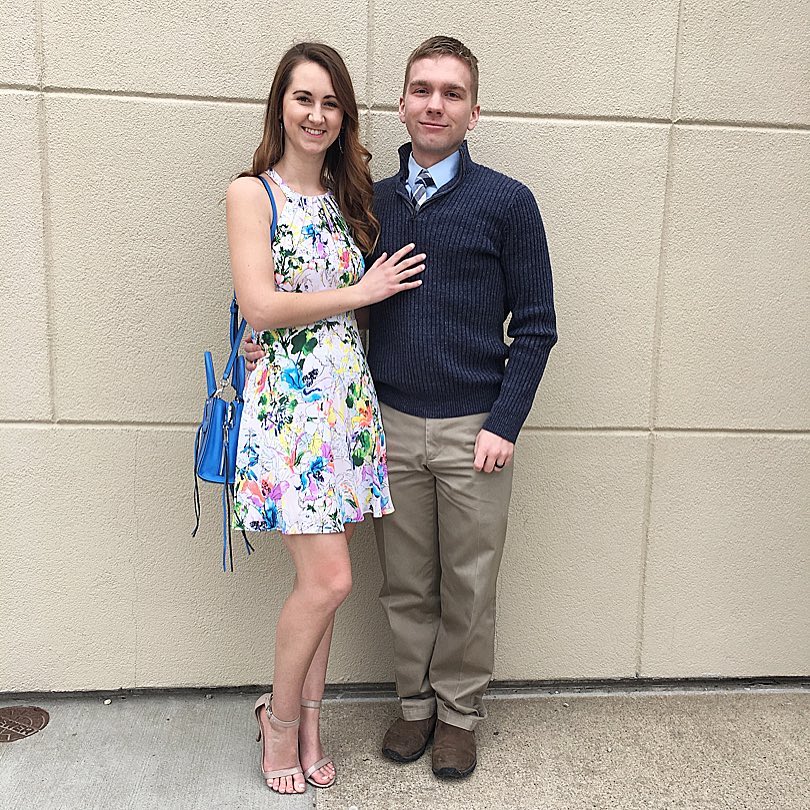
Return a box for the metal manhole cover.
[0,706,50,742]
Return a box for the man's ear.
[467,104,481,132]
[398,96,406,123]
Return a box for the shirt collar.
[407,149,461,192]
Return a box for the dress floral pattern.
[233,169,393,534]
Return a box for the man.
[367,36,556,779]
[247,36,556,778]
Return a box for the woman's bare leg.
[257,530,352,793]
[298,523,357,785]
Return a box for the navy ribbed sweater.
[367,141,557,443]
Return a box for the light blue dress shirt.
[407,150,461,201]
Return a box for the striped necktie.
[411,169,435,210]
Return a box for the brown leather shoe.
[381,715,437,763]
[431,719,477,778]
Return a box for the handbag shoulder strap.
[222,320,247,384]
[258,172,279,236]
[226,172,281,375]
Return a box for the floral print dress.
[233,169,393,534]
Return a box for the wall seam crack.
[33,0,57,424]
[133,431,140,688]
[635,0,687,677]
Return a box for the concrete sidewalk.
[0,688,807,809]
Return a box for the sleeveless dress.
[233,169,394,534]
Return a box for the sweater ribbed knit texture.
[367,142,557,444]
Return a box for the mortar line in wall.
[372,106,673,126]
[2,421,807,438]
[0,84,40,94]
[26,86,810,133]
[523,426,648,435]
[40,85,266,106]
[655,427,810,437]
[33,0,58,424]
[0,422,651,434]
[525,426,810,436]
[372,106,810,133]
[23,86,670,127]
[0,420,195,431]
[675,118,810,133]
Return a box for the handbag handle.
[223,173,279,390]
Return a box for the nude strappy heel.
[300,698,337,789]
[253,693,305,792]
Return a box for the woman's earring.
[338,130,344,154]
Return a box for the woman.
[227,42,424,794]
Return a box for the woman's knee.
[302,566,352,612]
[329,567,353,607]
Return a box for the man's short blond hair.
[403,36,479,104]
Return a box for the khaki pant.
[374,404,514,730]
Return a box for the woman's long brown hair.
[242,42,379,254]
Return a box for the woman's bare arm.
[226,177,424,332]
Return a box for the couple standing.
[226,36,556,794]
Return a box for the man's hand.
[473,429,514,473]
[242,334,266,372]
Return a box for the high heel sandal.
[300,698,337,788]
[253,693,305,792]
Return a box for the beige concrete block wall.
[1,3,807,692]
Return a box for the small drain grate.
[0,707,50,742]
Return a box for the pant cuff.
[436,702,482,731]
[401,695,437,721]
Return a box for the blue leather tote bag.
[192,175,277,570]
